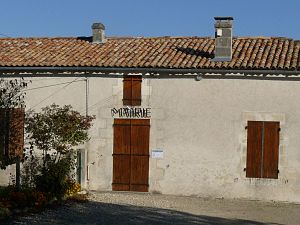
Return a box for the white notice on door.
[151,149,164,159]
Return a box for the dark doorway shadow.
[5,201,283,225]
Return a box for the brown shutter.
[123,76,142,106]
[0,108,24,158]
[130,119,149,192]
[8,108,25,158]
[0,109,8,156]
[123,77,132,106]
[131,77,142,106]
[112,119,131,191]
[246,121,263,178]
[262,121,279,179]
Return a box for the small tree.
[24,104,95,198]
[26,104,95,163]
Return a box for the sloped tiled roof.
[0,36,299,71]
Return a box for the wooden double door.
[112,119,150,192]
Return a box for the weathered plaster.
[1,77,300,203]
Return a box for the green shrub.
[23,104,94,199]
[65,180,81,196]
[0,205,11,219]
[34,155,75,200]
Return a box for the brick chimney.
[91,22,106,44]
[213,17,233,61]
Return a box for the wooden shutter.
[0,108,24,158]
[0,109,8,156]
[123,77,132,106]
[8,108,25,158]
[246,121,280,179]
[130,119,150,192]
[112,119,131,191]
[131,77,142,106]
[262,122,279,179]
[246,121,263,178]
[123,76,142,106]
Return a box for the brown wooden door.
[112,119,150,192]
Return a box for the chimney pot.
[92,22,106,44]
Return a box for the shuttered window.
[0,108,25,158]
[123,76,142,106]
[246,121,279,179]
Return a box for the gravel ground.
[4,191,300,225]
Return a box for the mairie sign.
[111,107,151,118]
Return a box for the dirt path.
[5,191,300,225]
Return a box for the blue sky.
[0,0,299,39]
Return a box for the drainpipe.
[85,77,90,189]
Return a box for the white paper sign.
[151,149,164,159]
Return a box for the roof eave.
[0,66,299,78]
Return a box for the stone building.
[0,18,300,202]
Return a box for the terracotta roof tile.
[0,36,299,71]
